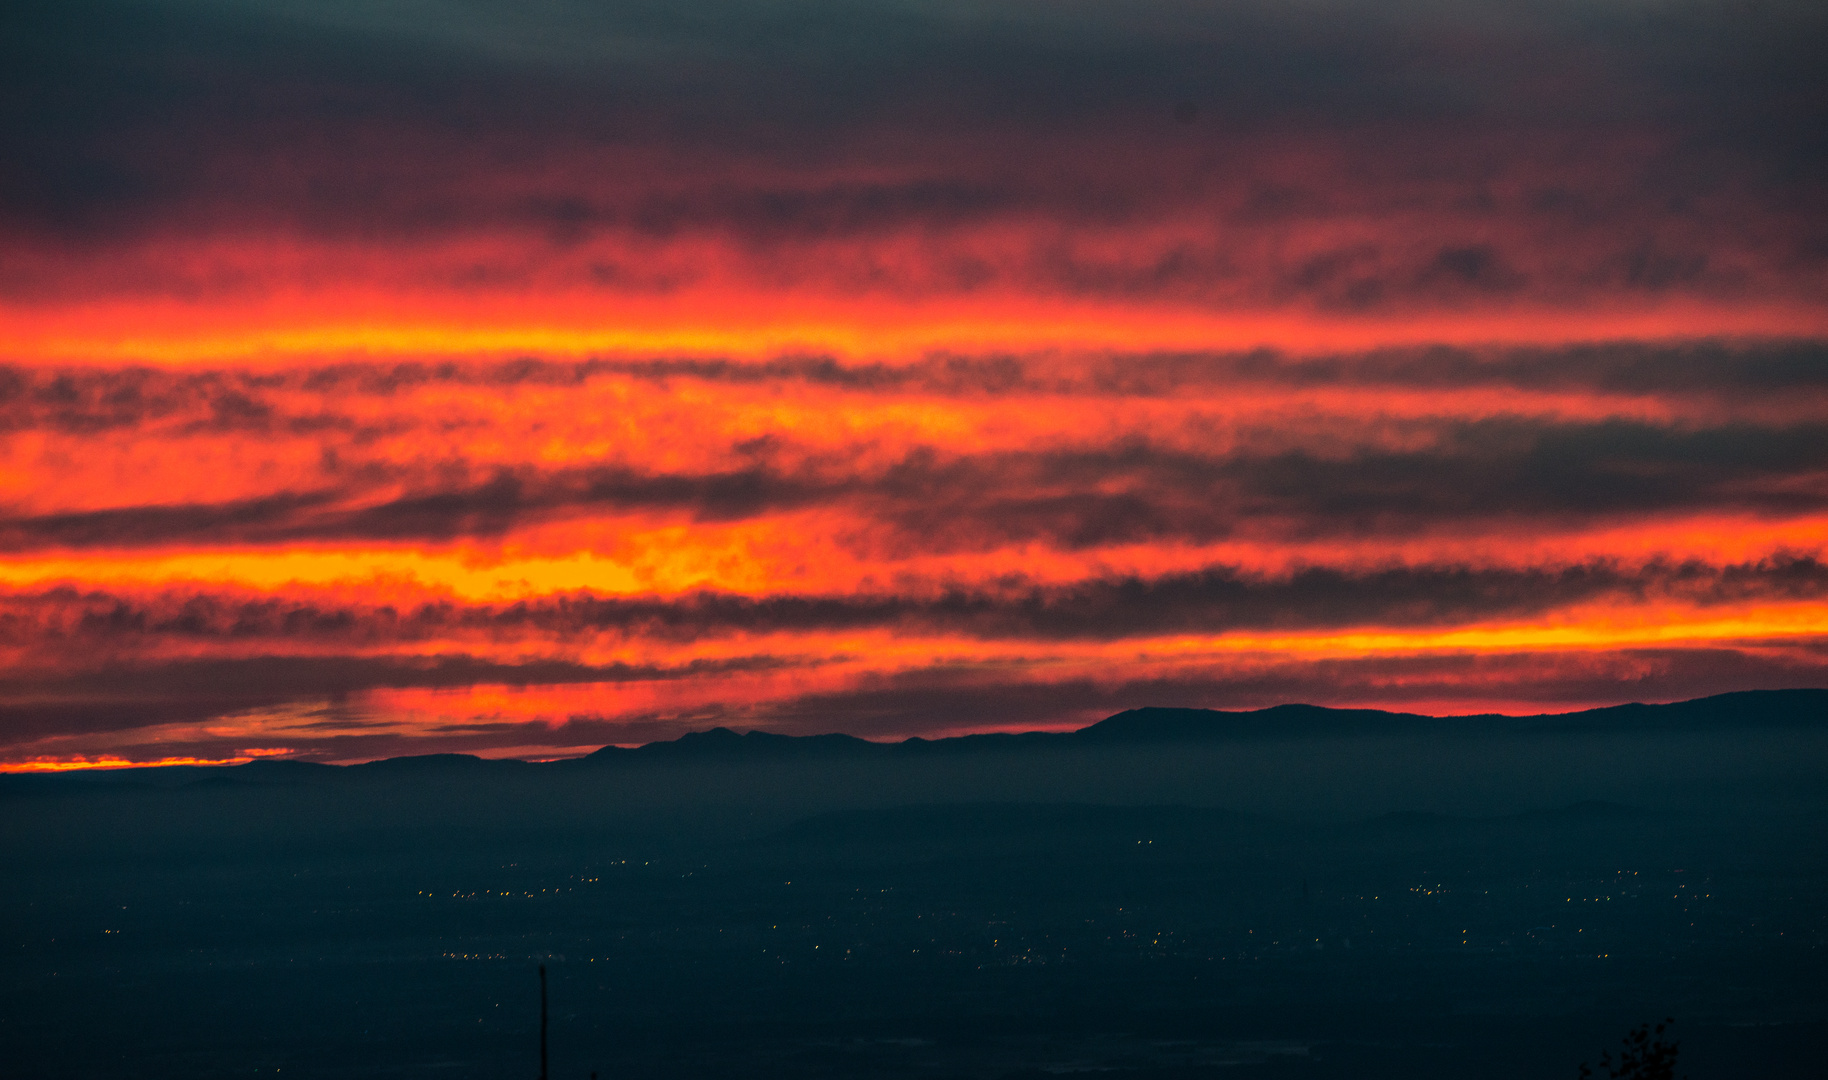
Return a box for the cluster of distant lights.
[402,863,1719,969]
[73,856,1705,968]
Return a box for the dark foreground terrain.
[3,691,1825,1078]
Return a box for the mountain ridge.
[4,688,1821,789]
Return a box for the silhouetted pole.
[538,964,549,1080]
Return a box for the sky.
[2,0,1826,768]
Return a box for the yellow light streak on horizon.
[0,548,654,598]
[642,601,1828,664]
[2,755,262,772]
[8,303,1828,367]
[3,515,1828,603]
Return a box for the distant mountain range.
[6,689,1822,790]
[568,687,1827,764]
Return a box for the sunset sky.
[3,0,1825,768]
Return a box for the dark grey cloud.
[1233,340,1828,399]
[0,462,835,550]
[11,555,1826,653]
[0,651,802,733]
[3,0,1822,303]
[0,696,295,745]
[8,341,1824,439]
[861,421,1828,549]
[4,410,1827,551]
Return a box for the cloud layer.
[1,0,1825,765]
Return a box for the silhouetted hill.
[580,727,881,763]
[1520,688,1828,732]
[3,688,1821,793]
[348,753,535,774]
[1075,703,1461,741]
[1076,689,1827,742]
